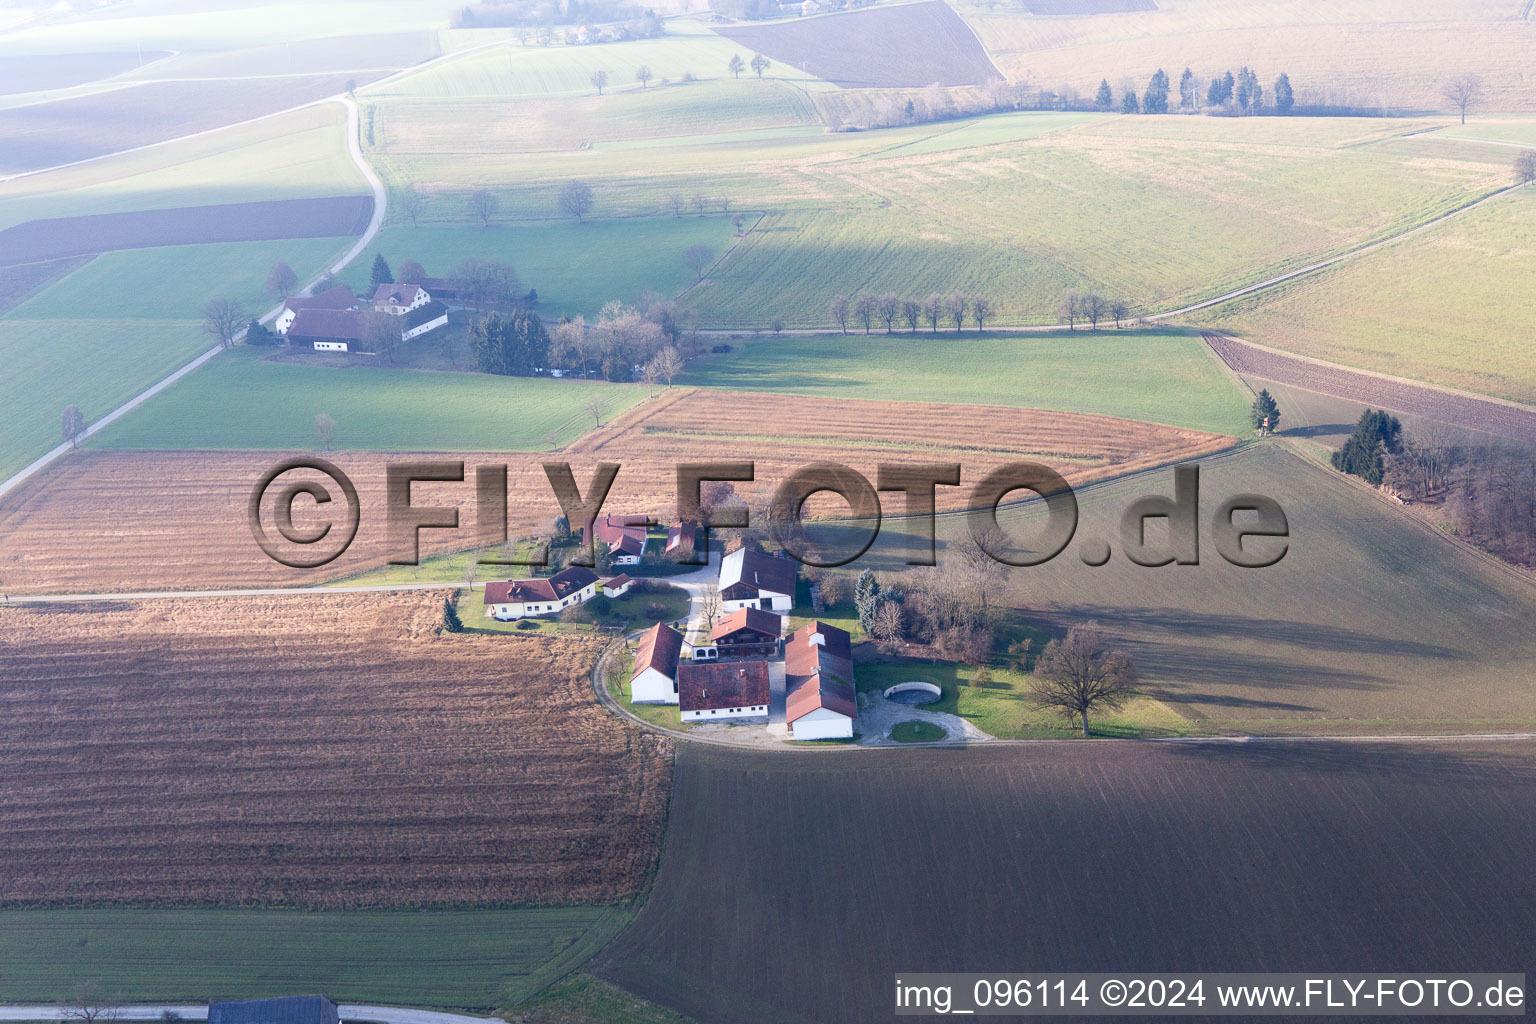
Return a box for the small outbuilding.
[602,573,635,598]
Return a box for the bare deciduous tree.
[970,295,991,332]
[202,297,248,348]
[1109,299,1129,328]
[398,185,424,227]
[1059,291,1080,331]
[665,191,684,217]
[649,345,684,387]
[682,243,715,282]
[871,599,904,642]
[61,404,85,448]
[558,180,595,222]
[467,188,499,227]
[1029,623,1137,737]
[266,260,298,299]
[1442,74,1482,125]
[901,298,921,333]
[1081,292,1105,330]
[314,412,337,450]
[60,982,121,1024]
[875,292,901,334]
[1514,150,1536,187]
[636,64,653,89]
[829,295,850,335]
[854,293,876,334]
[590,69,609,95]
[922,293,942,332]
[699,583,722,625]
[582,394,608,427]
[944,291,968,332]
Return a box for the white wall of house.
[682,704,769,723]
[722,591,792,613]
[631,666,677,704]
[611,553,641,565]
[313,340,349,352]
[486,583,595,620]
[402,313,448,341]
[603,582,633,598]
[275,309,298,334]
[790,707,854,740]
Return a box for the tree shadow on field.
[1161,736,1536,786]
[1281,423,1354,439]
[1033,604,1462,663]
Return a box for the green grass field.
[345,218,737,318]
[0,905,632,1010]
[680,329,1253,436]
[952,442,1536,735]
[89,347,647,453]
[1200,189,1536,403]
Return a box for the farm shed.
[401,300,449,340]
[719,546,795,613]
[632,622,684,704]
[483,566,599,620]
[274,285,356,334]
[603,573,635,598]
[679,661,770,724]
[208,996,339,1024]
[785,621,856,740]
[709,606,782,659]
[285,308,366,352]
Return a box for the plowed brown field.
[0,592,671,908]
[0,390,1231,593]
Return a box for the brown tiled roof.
[604,573,634,588]
[709,606,782,642]
[678,660,770,712]
[586,514,648,557]
[785,621,856,724]
[483,565,598,605]
[373,283,424,307]
[284,285,355,314]
[287,307,366,341]
[633,622,683,679]
[720,547,796,597]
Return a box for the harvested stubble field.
[0,75,370,174]
[129,31,441,80]
[0,255,90,314]
[0,591,671,908]
[0,390,1230,593]
[714,1,1000,88]
[0,195,373,266]
[1203,334,1536,444]
[597,740,1536,1024]
[0,51,171,95]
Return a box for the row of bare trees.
[1058,291,1132,330]
[828,292,992,335]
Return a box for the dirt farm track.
[597,740,1536,1024]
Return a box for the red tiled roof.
[373,283,424,307]
[633,622,683,679]
[483,566,598,606]
[283,285,354,314]
[720,547,796,597]
[785,621,856,724]
[586,514,648,557]
[678,660,770,712]
[709,606,782,642]
[604,573,634,588]
[287,307,366,341]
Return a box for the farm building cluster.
[629,545,856,742]
[275,281,448,352]
[483,565,636,620]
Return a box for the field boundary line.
[0,97,386,503]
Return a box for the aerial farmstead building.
[631,622,685,704]
[785,621,857,740]
[372,282,432,315]
[285,308,366,352]
[719,546,796,613]
[678,661,771,723]
[273,285,356,334]
[586,514,650,564]
[603,573,635,598]
[483,566,599,620]
[709,606,782,659]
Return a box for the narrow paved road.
[0,1006,503,1024]
[0,95,386,504]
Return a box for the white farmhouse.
[372,283,432,316]
[273,285,356,335]
[678,661,771,724]
[631,622,684,704]
[719,546,796,613]
[482,566,598,620]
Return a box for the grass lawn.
[514,972,695,1024]
[342,217,739,319]
[1200,189,1536,404]
[681,328,1253,436]
[855,660,1197,739]
[610,651,689,731]
[90,347,647,452]
[0,905,634,1010]
[889,720,946,742]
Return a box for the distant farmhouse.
[274,279,447,353]
[785,621,857,740]
[587,514,650,565]
[679,661,770,724]
[208,997,338,1024]
[719,546,795,612]
[483,566,599,620]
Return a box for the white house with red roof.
[372,283,431,315]
[483,566,599,620]
[274,285,356,334]
[602,573,635,598]
[631,622,684,704]
[586,514,650,565]
[784,621,857,740]
[678,661,771,723]
[719,546,796,613]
